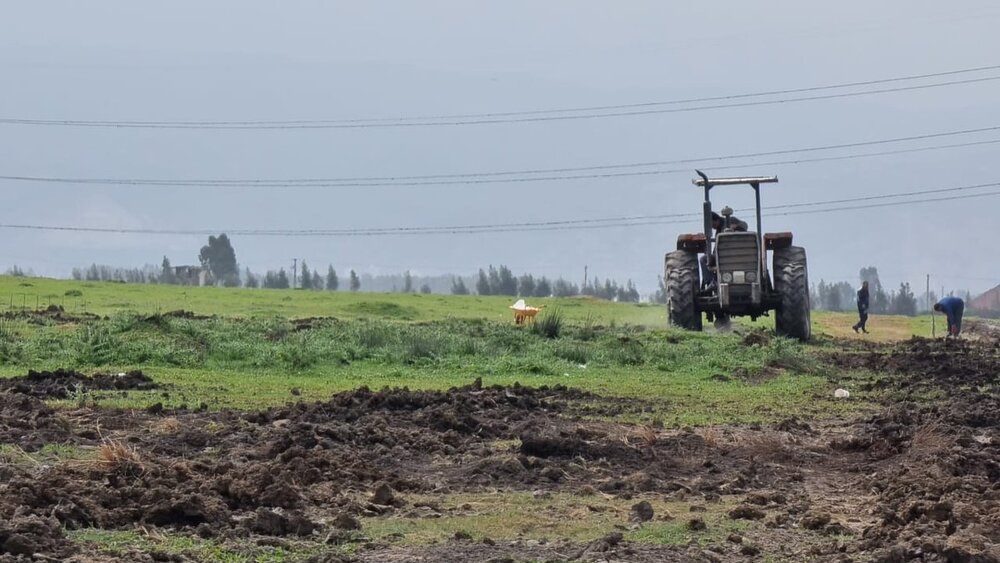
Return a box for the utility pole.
[292,258,298,289]
[583,265,588,292]
[926,274,930,312]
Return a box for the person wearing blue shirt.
[933,296,965,337]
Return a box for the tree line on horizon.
[452,264,641,302]
[55,233,647,301]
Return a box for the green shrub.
[398,332,447,363]
[456,337,483,356]
[530,309,563,339]
[554,343,589,365]
[279,333,318,370]
[74,324,115,366]
[356,323,391,350]
[607,339,645,366]
[577,313,598,341]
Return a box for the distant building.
[173,266,211,287]
[970,284,1000,312]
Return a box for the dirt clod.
[629,501,654,523]
[728,505,766,520]
[371,482,396,506]
[801,511,832,530]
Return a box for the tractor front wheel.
[773,246,811,341]
[665,250,702,331]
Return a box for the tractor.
[664,171,811,341]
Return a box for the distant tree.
[326,266,339,291]
[517,274,535,297]
[275,268,290,289]
[419,283,432,294]
[222,272,241,287]
[873,286,890,314]
[86,264,100,281]
[198,234,238,283]
[476,269,491,295]
[403,270,414,293]
[451,277,470,295]
[487,265,502,295]
[534,277,552,298]
[299,261,312,289]
[497,265,517,296]
[836,282,855,311]
[552,278,578,297]
[618,280,640,303]
[244,268,259,289]
[891,282,917,316]
[349,269,360,292]
[312,269,323,291]
[824,281,842,310]
[603,279,616,300]
[653,275,667,304]
[7,265,25,277]
[160,257,175,285]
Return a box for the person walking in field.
[853,281,870,334]
[933,296,965,337]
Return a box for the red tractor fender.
[764,232,793,250]
[676,233,707,253]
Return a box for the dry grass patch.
[909,423,954,455]
[150,417,182,434]
[697,427,725,448]
[96,437,144,476]
[735,432,792,461]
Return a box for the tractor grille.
[716,232,760,275]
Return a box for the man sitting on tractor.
[701,207,749,289]
[713,207,748,233]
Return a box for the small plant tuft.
[530,309,563,339]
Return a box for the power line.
[4,126,1000,188]
[766,189,1000,217]
[1,181,997,237]
[3,69,1000,129]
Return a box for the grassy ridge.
[0,309,862,425]
[0,275,938,337]
[0,276,663,324]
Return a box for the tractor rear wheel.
[665,250,702,331]
[773,246,811,341]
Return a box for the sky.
[1,1,998,296]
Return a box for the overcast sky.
[1,1,998,296]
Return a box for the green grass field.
[0,276,664,324]
[0,275,939,335]
[0,275,921,425]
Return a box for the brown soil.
[1,339,998,562]
[0,369,158,400]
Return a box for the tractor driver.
[702,207,749,289]
[712,207,748,233]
